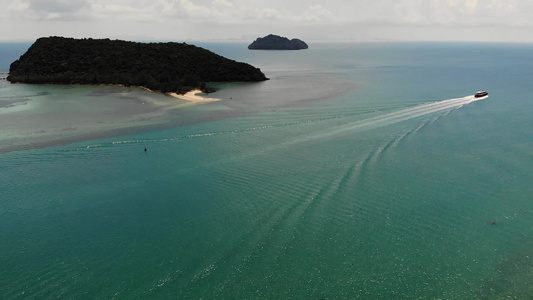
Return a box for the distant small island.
[7,37,268,94]
[248,34,308,50]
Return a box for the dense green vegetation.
[248,34,308,50]
[8,37,268,93]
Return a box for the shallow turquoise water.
[1,42,532,299]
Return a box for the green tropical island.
[7,36,268,94]
[248,34,308,50]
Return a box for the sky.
[1,0,533,43]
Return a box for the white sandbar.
[168,90,220,103]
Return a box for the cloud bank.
[3,0,533,42]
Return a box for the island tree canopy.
[248,34,308,50]
[8,37,268,93]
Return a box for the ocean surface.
[1,42,532,299]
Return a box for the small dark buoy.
[144,146,147,152]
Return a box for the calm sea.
[1,42,532,299]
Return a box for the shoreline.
[7,81,221,104]
[99,84,221,103]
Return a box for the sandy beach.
[168,89,220,103]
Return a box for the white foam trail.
[290,95,486,144]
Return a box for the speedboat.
[475,90,488,98]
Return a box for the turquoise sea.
[1,42,532,299]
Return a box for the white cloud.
[295,4,336,23]
[465,0,478,10]
[252,8,281,20]
[9,0,93,21]
[178,0,209,17]
[213,0,233,8]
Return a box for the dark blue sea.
[1,42,532,299]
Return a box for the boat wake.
[79,95,486,155]
[288,94,486,144]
